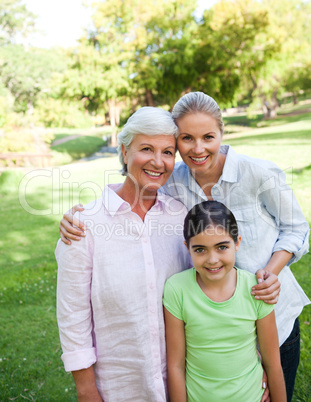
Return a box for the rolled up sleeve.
[261,169,310,265]
[55,231,96,372]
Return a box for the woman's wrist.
[263,250,293,276]
[76,382,102,402]
[72,367,101,401]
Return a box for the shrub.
[0,88,14,128]
[0,129,35,153]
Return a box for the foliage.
[146,0,198,105]
[58,45,123,113]
[0,0,311,132]
[34,96,93,128]
[0,0,36,44]
[0,83,14,127]
[0,126,54,170]
[57,37,131,144]
[0,45,67,114]
[121,0,197,106]
[60,0,309,115]
[191,0,276,108]
[0,128,36,153]
[60,0,199,123]
[237,0,311,116]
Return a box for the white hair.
[117,107,178,175]
[172,92,224,135]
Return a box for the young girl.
[163,201,286,402]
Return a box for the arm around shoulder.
[59,204,86,244]
[262,168,310,264]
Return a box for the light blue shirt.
[160,145,310,345]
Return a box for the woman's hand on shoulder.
[251,270,281,305]
[59,204,86,245]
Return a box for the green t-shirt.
[163,268,274,402]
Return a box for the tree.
[58,41,130,144]
[191,0,278,108]
[127,0,197,107]
[0,45,67,114]
[238,0,311,117]
[0,0,38,125]
[146,0,198,106]
[0,0,36,44]
[60,0,197,143]
[88,0,197,106]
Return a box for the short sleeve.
[163,279,184,321]
[256,299,274,320]
[239,269,274,321]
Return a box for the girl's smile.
[204,265,224,273]
[187,227,241,288]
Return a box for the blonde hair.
[172,92,224,135]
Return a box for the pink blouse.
[56,184,191,401]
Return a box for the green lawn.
[0,106,310,401]
[50,134,105,166]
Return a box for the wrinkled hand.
[251,270,280,305]
[59,204,85,245]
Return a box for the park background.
[0,0,311,400]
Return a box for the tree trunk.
[269,107,277,119]
[262,94,278,119]
[262,98,270,118]
[27,101,34,115]
[270,92,279,119]
[250,73,258,92]
[145,89,154,106]
[108,99,121,147]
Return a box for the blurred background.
[1,0,311,153]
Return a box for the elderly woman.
[60,93,309,401]
[56,107,191,401]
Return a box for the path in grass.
[51,134,80,146]
[50,133,105,166]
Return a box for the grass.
[0,104,311,401]
[50,134,105,166]
[49,126,116,166]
